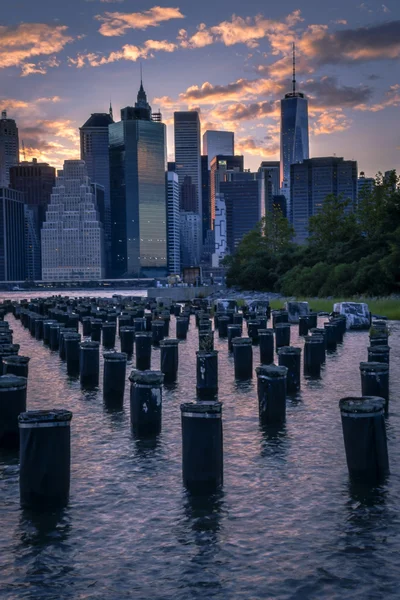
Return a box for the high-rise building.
[0,111,19,188]
[291,157,357,244]
[203,131,234,169]
[201,155,210,244]
[41,160,105,281]
[220,172,265,252]
[174,111,202,230]
[166,172,180,275]
[280,45,309,211]
[10,158,56,280]
[210,155,244,228]
[180,175,197,212]
[357,172,375,199]
[258,161,280,213]
[80,109,114,275]
[109,80,167,278]
[0,188,26,281]
[180,211,201,268]
[211,193,227,267]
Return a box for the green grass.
[268,298,400,320]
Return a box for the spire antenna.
[292,41,296,94]
[140,62,143,87]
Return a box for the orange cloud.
[69,39,177,67]
[236,136,280,158]
[312,110,352,135]
[96,6,185,36]
[0,23,73,71]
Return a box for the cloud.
[299,20,400,64]
[211,100,279,122]
[175,77,284,105]
[312,110,352,135]
[69,38,177,67]
[96,6,185,36]
[178,10,302,51]
[0,23,73,72]
[302,76,373,109]
[354,83,400,111]
[235,136,280,158]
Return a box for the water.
[1,296,400,599]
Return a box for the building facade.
[166,171,181,275]
[220,172,264,252]
[41,160,105,281]
[180,211,201,268]
[201,155,210,245]
[109,82,167,278]
[10,159,56,280]
[210,155,244,228]
[280,48,309,211]
[291,157,358,244]
[0,188,26,281]
[0,111,19,188]
[203,131,234,169]
[80,110,114,275]
[174,111,202,232]
[211,193,227,268]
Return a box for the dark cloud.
[302,76,373,107]
[301,20,400,64]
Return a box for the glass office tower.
[109,82,167,278]
[280,45,309,215]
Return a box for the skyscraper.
[174,111,202,228]
[80,109,114,275]
[0,188,26,281]
[280,44,309,213]
[201,155,210,243]
[203,131,234,169]
[211,193,227,268]
[10,158,56,279]
[0,111,19,188]
[180,211,201,268]
[166,171,180,275]
[210,155,244,227]
[41,160,105,281]
[290,157,357,244]
[109,80,167,278]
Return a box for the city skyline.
[1,0,399,176]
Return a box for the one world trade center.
[280,44,309,217]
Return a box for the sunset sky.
[1,0,400,175]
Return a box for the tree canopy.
[225,172,400,296]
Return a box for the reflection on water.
[0,295,400,599]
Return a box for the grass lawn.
[268,298,400,320]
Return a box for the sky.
[1,0,400,176]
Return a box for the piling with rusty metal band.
[360,362,389,410]
[102,323,117,349]
[34,317,45,341]
[368,345,390,365]
[19,409,73,509]
[90,319,102,343]
[120,326,135,357]
[232,337,253,380]
[129,370,164,435]
[160,339,179,382]
[180,401,223,493]
[176,317,188,340]
[256,365,288,426]
[134,318,146,334]
[59,328,76,360]
[3,356,30,378]
[196,350,218,399]
[49,324,61,351]
[0,375,27,448]
[218,316,230,338]
[82,317,92,337]
[80,341,100,387]
[103,352,127,403]
[324,323,338,351]
[233,314,243,328]
[64,333,82,375]
[304,336,324,377]
[307,313,318,329]
[259,329,274,365]
[299,316,309,336]
[278,346,301,393]
[339,396,389,483]
[247,320,261,345]
[272,310,289,329]
[152,321,165,346]
[228,325,242,352]
[275,323,291,351]
[135,333,152,371]
[0,344,19,375]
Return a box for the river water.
[1,292,399,599]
